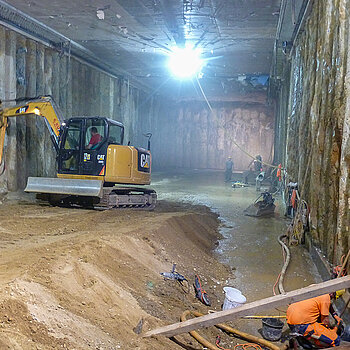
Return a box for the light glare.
[168,47,203,78]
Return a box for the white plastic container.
[222,287,246,310]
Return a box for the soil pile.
[0,200,232,349]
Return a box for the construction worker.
[287,292,343,348]
[225,157,234,182]
[86,126,102,149]
[243,155,263,184]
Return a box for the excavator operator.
[86,127,102,149]
[287,292,344,348]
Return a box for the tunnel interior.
[0,0,349,349]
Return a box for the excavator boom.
[0,96,63,164]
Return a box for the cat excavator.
[0,96,156,209]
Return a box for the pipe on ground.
[278,234,291,294]
[180,310,285,350]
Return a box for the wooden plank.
[144,275,350,338]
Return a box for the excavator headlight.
[33,107,40,115]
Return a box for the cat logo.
[16,106,28,114]
[137,149,151,173]
[97,154,105,164]
[140,153,150,169]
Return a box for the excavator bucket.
[25,177,103,197]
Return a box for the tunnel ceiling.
[2,0,281,99]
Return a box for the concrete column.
[25,39,37,177]
[83,65,91,116]
[59,55,67,117]
[71,59,79,116]
[16,35,27,189]
[109,77,114,119]
[100,73,109,117]
[5,30,17,191]
[44,48,55,177]
[52,51,60,105]
[82,64,88,116]
[113,78,121,121]
[36,45,45,177]
[66,56,72,118]
[0,27,7,192]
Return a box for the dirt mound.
[0,200,233,349]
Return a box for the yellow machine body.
[57,144,151,185]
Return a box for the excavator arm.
[0,96,63,165]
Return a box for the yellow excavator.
[0,96,156,209]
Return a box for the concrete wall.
[152,100,275,171]
[0,25,163,192]
[275,0,350,262]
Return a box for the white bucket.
[222,287,246,310]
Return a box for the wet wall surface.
[152,170,320,304]
[275,0,350,262]
[151,101,275,171]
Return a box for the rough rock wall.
[0,25,163,192]
[152,101,274,171]
[277,0,350,261]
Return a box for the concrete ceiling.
[3,0,282,99]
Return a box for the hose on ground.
[277,234,290,295]
[180,310,285,350]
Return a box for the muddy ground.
[0,199,236,349]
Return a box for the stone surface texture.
[275,0,350,262]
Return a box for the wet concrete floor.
[152,170,321,306]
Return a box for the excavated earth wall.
[277,0,350,261]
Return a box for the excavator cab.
[58,117,124,177]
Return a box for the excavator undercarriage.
[26,177,157,210]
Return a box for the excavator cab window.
[85,119,106,150]
[64,123,80,150]
[108,123,124,145]
[60,119,82,172]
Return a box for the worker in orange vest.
[287,292,343,348]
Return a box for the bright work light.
[168,46,203,79]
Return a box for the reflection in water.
[152,170,320,304]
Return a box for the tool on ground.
[194,274,211,306]
[232,181,249,188]
[0,96,156,209]
[160,264,187,284]
[244,191,275,217]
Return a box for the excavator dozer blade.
[25,177,103,197]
